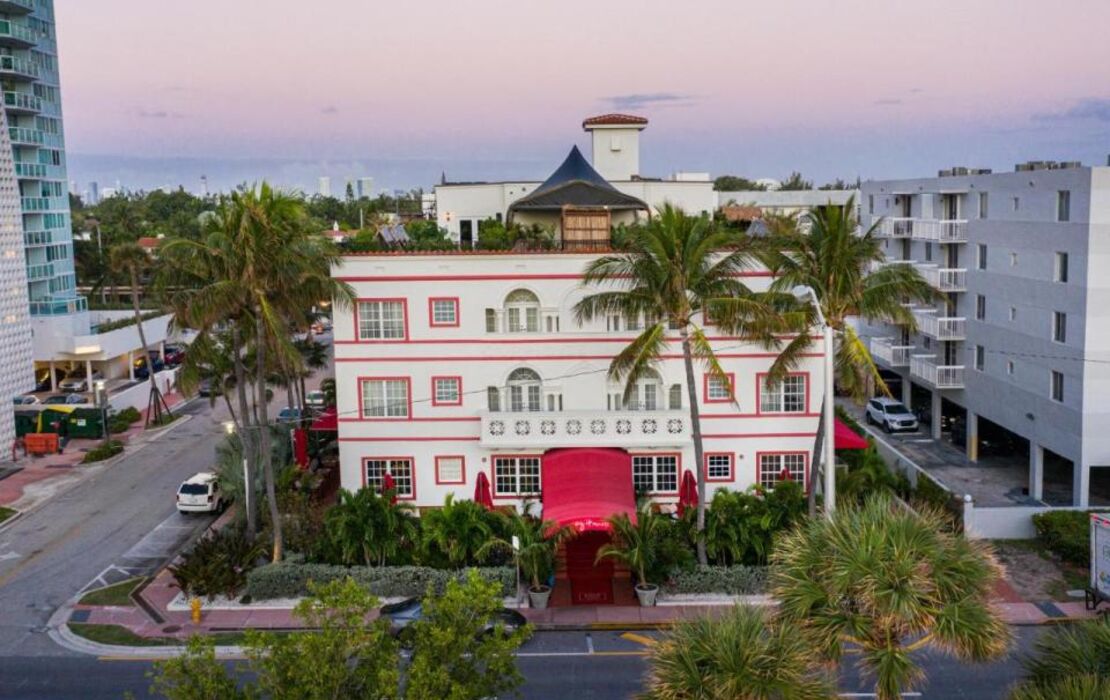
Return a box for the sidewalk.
[0,391,193,514]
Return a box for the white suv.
[176,472,225,514]
[865,397,919,433]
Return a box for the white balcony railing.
[912,219,968,243]
[479,410,690,449]
[912,309,966,340]
[875,217,914,239]
[870,337,914,368]
[919,266,967,292]
[910,355,965,389]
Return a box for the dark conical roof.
[508,146,649,214]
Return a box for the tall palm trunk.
[129,266,168,427]
[807,395,826,518]
[255,310,284,563]
[231,325,257,538]
[681,333,708,565]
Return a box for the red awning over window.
[542,448,637,533]
[834,417,869,450]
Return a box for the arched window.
[507,368,542,412]
[505,289,540,333]
[611,370,664,411]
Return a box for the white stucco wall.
[588,126,642,181]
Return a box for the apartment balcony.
[912,219,968,243]
[0,20,37,48]
[479,409,690,449]
[23,230,51,246]
[25,262,54,282]
[870,337,914,368]
[8,126,44,147]
[919,265,967,292]
[0,55,39,81]
[910,354,965,390]
[875,217,914,239]
[868,259,916,274]
[912,309,966,340]
[29,296,88,317]
[4,91,41,115]
[0,0,35,14]
[14,162,46,179]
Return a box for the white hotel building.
[330,115,826,518]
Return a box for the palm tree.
[595,507,665,593]
[643,605,833,700]
[478,512,572,592]
[1009,618,1110,699]
[324,488,417,567]
[575,205,792,564]
[760,200,934,513]
[770,495,1011,700]
[419,494,495,569]
[109,242,172,426]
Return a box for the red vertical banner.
[293,428,309,469]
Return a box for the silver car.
[865,397,919,433]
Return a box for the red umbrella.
[381,473,397,505]
[678,469,698,517]
[292,428,309,470]
[474,472,494,511]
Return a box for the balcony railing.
[23,230,50,246]
[0,0,34,14]
[912,310,966,340]
[29,296,88,317]
[870,337,914,368]
[912,219,968,243]
[479,409,690,449]
[920,266,967,292]
[0,55,39,80]
[0,20,37,47]
[8,126,44,146]
[875,217,914,238]
[4,91,40,114]
[910,355,965,389]
[14,162,46,179]
[25,262,54,281]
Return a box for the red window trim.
[337,352,824,362]
[704,452,735,483]
[428,297,460,328]
[361,455,417,501]
[354,297,410,343]
[754,372,811,415]
[356,376,413,421]
[755,450,809,490]
[430,376,463,406]
[434,455,467,485]
[702,373,736,404]
[630,451,681,496]
[490,453,543,499]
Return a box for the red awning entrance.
[834,417,869,450]
[542,448,636,533]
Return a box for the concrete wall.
[108,367,180,413]
[588,126,642,181]
[962,502,1095,540]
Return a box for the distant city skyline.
[56,0,1110,193]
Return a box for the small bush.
[82,440,123,463]
[170,525,264,600]
[663,565,768,595]
[117,406,142,424]
[1033,510,1094,567]
[245,562,515,601]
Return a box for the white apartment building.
[858,163,1110,507]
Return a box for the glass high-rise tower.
[2,0,83,318]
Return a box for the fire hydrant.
[190,597,202,624]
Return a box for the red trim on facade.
[755,450,810,489]
[704,452,735,483]
[630,451,682,496]
[702,432,817,439]
[340,436,481,442]
[434,455,467,485]
[355,376,412,421]
[361,455,417,500]
[332,334,805,346]
[430,376,463,406]
[337,272,774,282]
[754,372,811,416]
[490,453,544,499]
[339,416,479,423]
[337,352,822,363]
[352,297,410,343]
[702,373,736,404]
[427,297,460,327]
[699,412,820,419]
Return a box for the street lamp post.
[793,286,837,519]
[94,380,109,445]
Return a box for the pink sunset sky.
[56,0,1110,191]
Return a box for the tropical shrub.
[1010,619,1110,699]
[703,481,806,566]
[479,512,571,590]
[838,445,912,505]
[170,525,264,599]
[418,495,501,568]
[662,565,768,596]
[597,507,666,588]
[323,488,417,567]
[244,562,515,600]
[1032,510,1094,567]
[642,605,832,699]
[82,440,123,464]
[648,511,697,581]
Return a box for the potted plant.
[481,511,571,609]
[596,507,662,607]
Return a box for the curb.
[0,507,22,534]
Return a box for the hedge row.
[663,565,768,595]
[1032,510,1096,567]
[246,563,516,600]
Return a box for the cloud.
[321,105,339,115]
[600,92,695,110]
[873,98,903,106]
[1034,97,1110,123]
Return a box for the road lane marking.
[585,633,594,654]
[620,632,656,647]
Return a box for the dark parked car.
[197,377,222,397]
[34,367,66,393]
[133,354,165,379]
[379,597,527,646]
[43,393,88,405]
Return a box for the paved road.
[0,627,1041,699]
[0,397,230,658]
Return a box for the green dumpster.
[39,406,75,435]
[14,410,38,437]
[65,407,104,439]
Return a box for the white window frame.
[432,377,461,405]
[1051,370,1064,403]
[1053,311,1067,344]
[1054,252,1068,283]
[364,458,414,497]
[360,379,409,418]
[429,298,458,326]
[705,453,733,481]
[631,454,679,494]
[1057,190,1071,222]
[758,453,806,490]
[705,374,733,402]
[357,300,406,340]
[760,375,807,414]
[493,456,541,496]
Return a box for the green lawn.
[78,578,142,607]
[68,623,254,648]
[0,507,15,525]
